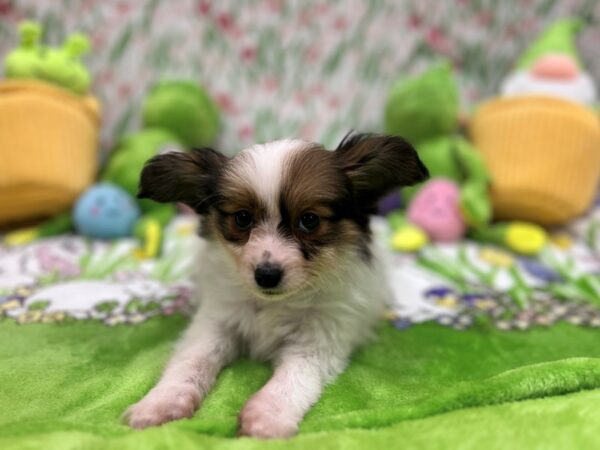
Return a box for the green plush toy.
[36,32,92,95]
[385,63,492,226]
[401,135,491,228]
[5,81,221,257]
[384,63,547,255]
[143,80,221,148]
[4,21,42,79]
[4,21,93,95]
[100,129,184,257]
[385,62,460,145]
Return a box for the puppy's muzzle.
[254,263,283,289]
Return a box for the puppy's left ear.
[138,148,228,213]
[335,133,429,207]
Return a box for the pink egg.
[407,179,466,242]
[531,54,579,80]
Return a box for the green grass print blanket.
[1,203,600,449]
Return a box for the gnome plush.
[383,63,548,254]
[471,18,600,228]
[501,18,597,105]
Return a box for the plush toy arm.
[460,182,491,228]
[454,139,492,227]
[132,204,177,258]
[455,139,490,185]
[4,213,73,246]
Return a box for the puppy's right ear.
[138,148,228,213]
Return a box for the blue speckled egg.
[73,183,141,239]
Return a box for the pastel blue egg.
[73,183,141,239]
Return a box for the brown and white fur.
[125,133,428,438]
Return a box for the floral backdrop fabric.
[0,0,599,157]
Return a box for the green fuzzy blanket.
[2,319,600,449]
[1,213,600,449]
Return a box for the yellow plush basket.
[470,96,600,225]
[0,80,100,225]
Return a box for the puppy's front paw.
[238,394,299,439]
[124,384,200,429]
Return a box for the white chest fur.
[195,239,388,362]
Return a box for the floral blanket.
[1,199,599,333]
[380,198,600,331]
[0,218,198,325]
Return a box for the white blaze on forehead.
[245,227,299,266]
[233,139,312,216]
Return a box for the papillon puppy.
[125,133,428,438]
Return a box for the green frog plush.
[384,63,546,254]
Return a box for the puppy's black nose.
[254,263,283,289]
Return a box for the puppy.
[125,133,428,438]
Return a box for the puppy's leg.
[239,349,346,439]
[125,314,236,429]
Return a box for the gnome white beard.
[501,70,597,105]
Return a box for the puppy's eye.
[234,210,253,230]
[299,213,320,233]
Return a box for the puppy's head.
[139,133,428,299]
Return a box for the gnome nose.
[531,54,578,80]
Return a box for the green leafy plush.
[385,62,459,145]
[142,80,221,148]
[385,63,491,229]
